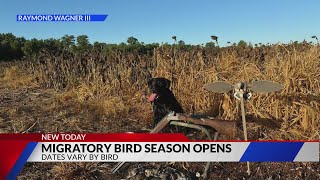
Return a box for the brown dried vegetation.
[1,43,319,179]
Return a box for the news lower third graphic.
[16,14,108,22]
[0,133,319,179]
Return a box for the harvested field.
[0,43,319,179]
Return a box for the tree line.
[2,33,315,61]
[0,33,226,61]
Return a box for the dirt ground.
[0,67,319,180]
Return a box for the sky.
[1,0,320,46]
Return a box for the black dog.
[147,78,184,127]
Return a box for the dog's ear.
[147,78,154,91]
[162,78,171,89]
[156,78,171,89]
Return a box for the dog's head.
[148,77,171,93]
[147,78,171,102]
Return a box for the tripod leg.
[240,95,251,175]
[111,161,126,173]
[111,113,175,173]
